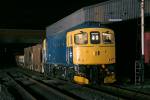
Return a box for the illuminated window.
[74,32,88,45]
[90,32,100,44]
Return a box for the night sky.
[0,0,108,30]
[0,0,109,66]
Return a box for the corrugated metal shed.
[46,0,150,35]
[84,0,140,22]
[145,0,150,16]
[47,9,85,35]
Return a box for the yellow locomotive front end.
[67,28,116,84]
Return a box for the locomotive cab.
[67,28,116,84]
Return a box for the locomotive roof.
[46,0,150,35]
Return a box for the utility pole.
[141,0,145,83]
[141,0,144,58]
[135,0,145,85]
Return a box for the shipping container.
[24,47,33,70]
[32,44,44,73]
[46,0,150,36]
[145,0,150,16]
[144,32,150,64]
[16,55,24,67]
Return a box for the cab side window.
[102,32,112,44]
[74,32,88,45]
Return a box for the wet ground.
[0,69,15,100]
[0,67,150,100]
[122,80,150,93]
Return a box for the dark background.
[0,0,109,67]
[0,0,108,29]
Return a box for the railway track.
[8,68,150,100]
[6,72,37,100]
[18,69,123,100]
[114,84,150,96]
[7,72,78,100]
[86,85,150,100]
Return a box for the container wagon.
[32,44,44,73]
[24,47,33,70]
[23,44,44,73]
[15,55,24,67]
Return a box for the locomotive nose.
[73,46,115,64]
[93,50,100,56]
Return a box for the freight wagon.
[15,55,24,67]
[24,47,33,70]
[23,44,44,73]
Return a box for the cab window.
[102,32,112,44]
[74,32,88,45]
[90,32,100,44]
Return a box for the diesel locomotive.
[17,26,116,84]
[44,25,116,84]
[15,1,119,84]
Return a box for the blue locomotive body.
[46,32,67,65]
[44,22,116,84]
[45,22,103,66]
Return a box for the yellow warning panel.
[73,75,89,85]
